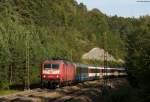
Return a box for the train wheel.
[56,84,60,88]
[41,81,46,88]
[68,81,72,86]
[48,82,52,89]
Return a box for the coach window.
[52,64,59,70]
[81,67,88,73]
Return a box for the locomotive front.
[41,60,62,88]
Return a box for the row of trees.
[126,16,150,101]
[0,0,126,89]
[0,0,149,93]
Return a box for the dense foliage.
[0,0,126,88]
[126,16,150,102]
[0,1,149,99]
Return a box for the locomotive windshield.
[44,64,59,70]
[52,64,59,70]
[44,64,51,70]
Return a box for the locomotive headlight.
[43,75,46,78]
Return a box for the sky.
[76,0,150,17]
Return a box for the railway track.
[0,78,127,102]
[0,88,53,101]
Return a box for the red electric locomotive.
[41,59,75,88]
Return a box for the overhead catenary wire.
[103,32,108,86]
[25,32,30,90]
[101,32,112,96]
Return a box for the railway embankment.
[0,78,128,102]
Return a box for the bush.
[0,82,10,90]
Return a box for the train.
[41,59,127,88]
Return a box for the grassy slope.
[0,90,20,96]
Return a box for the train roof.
[74,63,88,68]
[43,59,126,70]
[88,66,125,70]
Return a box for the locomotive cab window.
[44,64,51,70]
[52,64,59,70]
